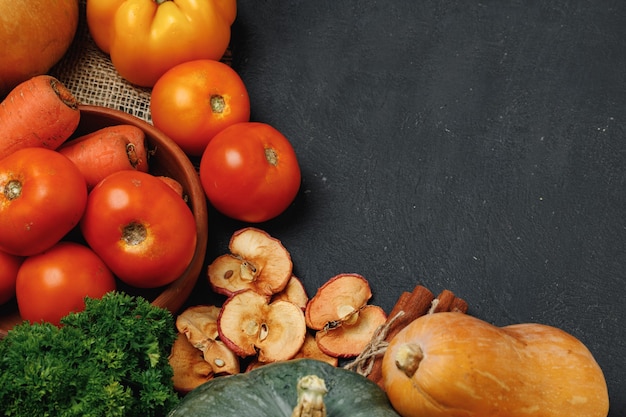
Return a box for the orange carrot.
[58,124,149,189]
[0,75,80,160]
[157,176,185,198]
[84,124,150,173]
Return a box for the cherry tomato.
[0,147,88,256]
[151,59,251,156]
[15,241,116,325]
[0,250,23,305]
[80,170,197,288]
[199,122,301,223]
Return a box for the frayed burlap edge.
[49,0,232,124]
[50,0,153,122]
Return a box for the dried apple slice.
[294,332,339,366]
[245,332,339,372]
[202,339,240,376]
[176,305,240,375]
[218,290,307,363]
[208,227,292,297]
[316,305,387,358]
[169,333,214,393]
[305,273,373,330]
[176,305,221,340]
[272,275,308,310]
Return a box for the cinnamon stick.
[430,289,457,313]
[367,285,434,386]
[387,291,412,322]
[450,296,469,313]
[365,286,469,387]
[386,285,434,342]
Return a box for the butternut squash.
[381,312,609,417]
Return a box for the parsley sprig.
[0,291,179,416]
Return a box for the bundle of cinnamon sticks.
[346,284,468,388]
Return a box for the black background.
[186,0,626,413]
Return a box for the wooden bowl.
[0,105,208,332]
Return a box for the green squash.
[167,358,401,417]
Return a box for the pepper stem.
[291,375,328,417]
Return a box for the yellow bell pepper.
[86,0,236,87]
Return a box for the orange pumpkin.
[382,312,609,417]
[0,0,79,97]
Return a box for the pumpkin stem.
[291,375,327,417]
[395,343,424,378]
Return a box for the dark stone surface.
[187,0,626,413]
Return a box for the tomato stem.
[210,94,226,114]
[122,221,147,246]
[3,179,22,200]
[265,148,278,166]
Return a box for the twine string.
[343,310,405,376]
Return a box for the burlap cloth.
[50,0,231,124]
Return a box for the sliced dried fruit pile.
[306,273,388,358]
[169,227,471,393]
[169,227,388,392]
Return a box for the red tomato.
[0,250,23,305]
[15,241,116,325]
[0,147,88,256]
[150,59,251,156]
[199,122,301,223]
[80,170,197,288]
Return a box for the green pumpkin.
[167,358,401,417]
